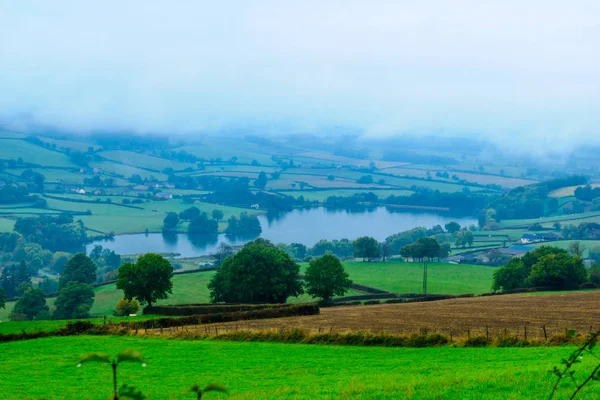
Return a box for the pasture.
[0,335,590,399]
[316,261,495,295]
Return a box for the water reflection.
[87,207,476,258]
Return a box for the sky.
[1,1,599,149]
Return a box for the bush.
[363,300,381,305]
[114,298,141,316]
[579,282,598,289]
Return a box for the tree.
[211,209,224,221]
[11,286,49,320]
[353,236,380,262]
[569,241,586,258]
[254,171,268,190]
[289,243,308,259]
[179,206,201,221]
[59,253,97,289]
[50,252,71,274]
[114,298,140,316]
[162,212,179,233]
[53,282,95,319]
[529,253,587,289]
[0,261,32,298]
[208,239,303,303]
[492,258,529,291]
[213,243,234,266]
[304,254,352,303]
[187,213,218,235]
[0,287,5,309]
[445,221,461,234]
[116,253,173,307]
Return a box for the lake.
[87,207,476,257]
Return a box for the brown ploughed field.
[196,291,600,339]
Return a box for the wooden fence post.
[543,325,547,340]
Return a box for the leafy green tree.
[213,243,234,266]
[208,239,303,303]
[11,286,49,320]
[305,254,352,303]
[353,236,380,262]
[116,253,173,307]
[444,221,461,234]
[0,287,5,309]
[211,209,224,221]
[179,206,201,221]
[569,241,586,258]
[529,253,588,289]
[114,298,141,316]
[162,212,179,233]
[59,253,97,289]
[0,260,32,298]
[51,252,71,274]
[492,258,530,291]
[54,282,95,319]
[38,277,59,294]
[289,243,308,259]
[254,171,268,190]
[187,213,218,235]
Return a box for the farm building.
[520,232,560,244]
[133,185,150,191]
[497,245,534,257]
[154,192,173,200]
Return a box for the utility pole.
[423,260,427,295]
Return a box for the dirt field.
[197,291,600,339]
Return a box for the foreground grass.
[321,261,495,295]
[1,335,593,399]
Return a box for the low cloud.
[1,1,599,150]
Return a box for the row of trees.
[209,239,352,303]
[492,246,588,291]
[9,253,98,320]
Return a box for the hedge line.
[124,304,319,330]
[143,303,295,316]
[0,321,97,343]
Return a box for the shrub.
[115,298,141,316]
[363,300,381,305]
[463,335,490,347]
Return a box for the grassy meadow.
[308,261,495,295]
[1,335,591,399]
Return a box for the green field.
[0,216,15,232]
[1,336,591,399]
[301,261,495,295]
[0,139,74,167]
[38,195,259,234]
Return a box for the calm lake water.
[87,207,476,257]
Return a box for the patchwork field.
[0,336,591,399]
[199,290,600,339]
